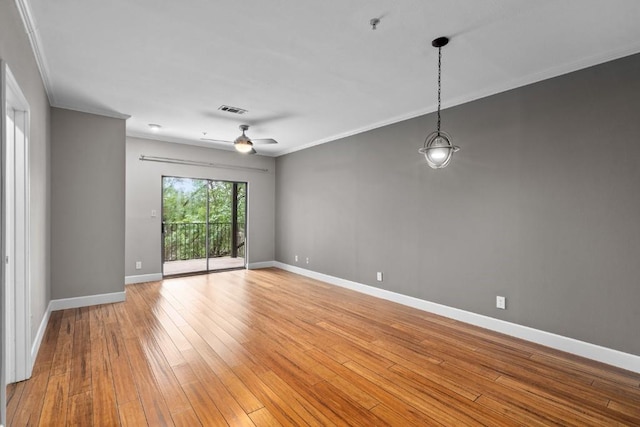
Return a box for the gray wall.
[1,0,52,422]
[276,53,640,356]
[125,137,275,277]
[51,108,125,299]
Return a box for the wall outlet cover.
[496,296,506,309]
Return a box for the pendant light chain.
[437,45,442,135]
[418,36,459,169]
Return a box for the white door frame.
[1,60,32,391]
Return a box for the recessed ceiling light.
[148,123,162,131]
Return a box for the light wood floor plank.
[232,363,317,427]
[177,319,266,411]
[102,320,139,406]
[68,315,91,397]
[7,268,640,426]
[5,381,25,425]
[117,400,147,427]
[180,381,228,427]
[247,407,283,427]
[177,348,255,426]
[10,368,51,425]
[50,313,74,377]
[171,408,203,427]
[89,334,120,427]
[67,390,92,426]
[121,336,174,426]
[37,373,69,427]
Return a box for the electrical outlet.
[151,209,157,217]
[295,255,298,262]
[496,296,506,310]
[376,272,383,282]
[135,261,142,270]
[306,257,309,264]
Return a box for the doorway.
[162,177,247,276]
[2,61,31,391]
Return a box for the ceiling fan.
[200,124,278,154]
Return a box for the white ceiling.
[21,0,640,156]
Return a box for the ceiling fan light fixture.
[234,139,254,153]
[234,124,254,153]
[419,36,459,169]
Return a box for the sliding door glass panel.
[162,177,247,276]
[207,181,246,271]
[162,177,208,275]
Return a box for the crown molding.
[51,102,131,120]
[126,132,276,157]
[275,42,640,157]
[14,0,56,104]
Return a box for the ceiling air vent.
[218,105,248,115]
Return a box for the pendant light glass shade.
[419,131,459,169]
[419,36,459,169]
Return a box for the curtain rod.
[139,155,269,173]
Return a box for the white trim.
[2,62,32,383]
[126,132,273,157]
[30,301,51,368]
[274,43,640,157]
[29,290,127,374]
[14,1,132,120]
[0,59,6,427]
[49,291,126,311]
[14,0,55,105]
[273,262,640,374]
[247,261,275,270]
[50,102,130,121]
[125,273,163,285]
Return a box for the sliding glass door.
[162,177,246,276]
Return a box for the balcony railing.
[163,222,245,262]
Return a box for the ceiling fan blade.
[200,138,232,144]
[253,138,278,145]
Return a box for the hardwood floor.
[7,268,640,426]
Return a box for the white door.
[2,61,31,387]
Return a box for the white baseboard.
[125,266,275,281]
[49,291,126,311]
[30,301,52,374]
[248,261,275,270]
[273,262,640,374]
[30,290,126,376]
[125,273,163,285]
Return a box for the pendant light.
[419,36,459,169]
